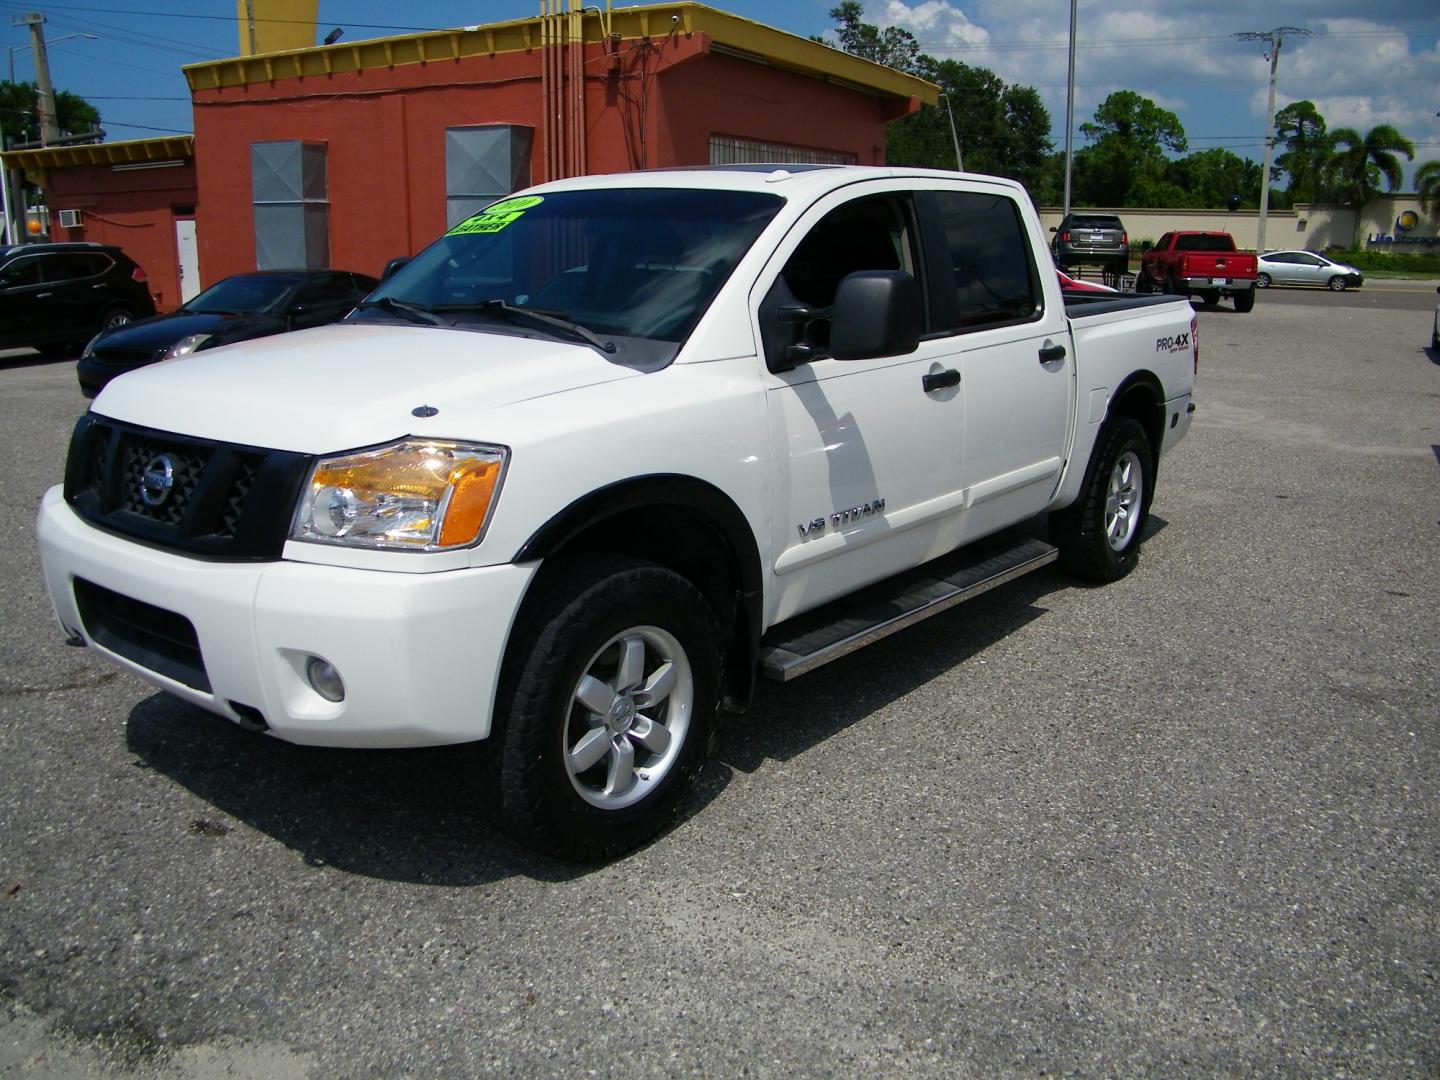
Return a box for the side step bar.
[759,537,1058,682]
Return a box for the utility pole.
[943,93,962,172]
[1234,26,1310,255]
[1062,0,1077,217]
[15,13,59,147]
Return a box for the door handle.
[1038,344,1066,364]
[922,368,960,393]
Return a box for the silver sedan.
[1256,250,1364,291]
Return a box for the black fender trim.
[514,474,764,711]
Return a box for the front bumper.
[37,486,536,748]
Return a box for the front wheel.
[1052,417,1153,583]
[1256,272,1271,288]
[1327,276,1348,292]
[495,557,721,861]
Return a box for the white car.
[1256,250,1363,291]
[1432,286,1439,351]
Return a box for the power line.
[0,3,439,32]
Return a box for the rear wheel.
[1256,272,1272,288]
[1052,417,1153,583]
[495,557,721,862]
[98,305,134,331]
[1234,289,1256,313]
[1327,276,1347,291]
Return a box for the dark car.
[1050,213,1129,276]
[77,269,378,397]
[0,241,155,355]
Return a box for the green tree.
[1074,91,1187,206]
[1328,123,1415,206]
[1273,100,1332,203]
[821,6,1052,191]
[823,1,922,73]
[0,80,101,147]
[1410,159,1439,215]
[1165,148,1262,210]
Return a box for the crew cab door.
[916,187,1073,541]
[757,184,968,624]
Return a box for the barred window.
[708,135,856,166]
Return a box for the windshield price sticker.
[447,195,544,236]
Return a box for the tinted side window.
[291,274,360,307]
[930,190,1040,332]
[0,257,42,287]
[46,253,111,281]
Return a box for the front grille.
[64,415,312,559]
[73,578,210,691]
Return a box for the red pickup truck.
[1137,231,1258,312]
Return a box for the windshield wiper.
[357,296,445,326]
[437,299,616,355]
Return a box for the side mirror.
[1139,240,1154,253]
[1048,225,1058,233]
[830,270,921,362]
[381,256,410,282]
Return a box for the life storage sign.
[447,196,544,236]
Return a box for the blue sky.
[3,0,1436,186]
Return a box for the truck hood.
[91,323,638,453]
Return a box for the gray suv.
[1051,214,1129,276]
[0,242,156,356]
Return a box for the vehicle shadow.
[0,347,74,369]
[124,697,586,886]
[124,516,1165,883]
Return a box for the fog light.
[305,656,345,702]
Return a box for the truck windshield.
[358,188,783,362]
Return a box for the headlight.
[291,440,507,551]
[80,332,103,359]
[161,333,212,361]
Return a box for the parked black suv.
[1050,213,1129,276]
[0,242,155,355]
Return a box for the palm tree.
[1416,160,1440,216]
[1329,124,1415,247]
[1328,124,1415,205]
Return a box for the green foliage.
[1329,124,1415,206]
[826,2,922,74]
[0,80,101,146]
[1072,91,1187,207]
[1273,101,1332,203]
[1413,160,1440,216]
[1330,248,1440,274]
[822,4,1052,192]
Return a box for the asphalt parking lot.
[2,286,1437,1078]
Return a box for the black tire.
[1233,289,1256,313]
[494,557,721,861]
[1134,272,1152,294]
[1256,272,1272,288]
[1199,290,1220,306]
[99,305,135,331]
[35,341,80,357]
[1327,276,1347,292]
[1051,417,1153,583]
[1165,274,1187,299]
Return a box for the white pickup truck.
[37,166,1196,860]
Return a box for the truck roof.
[524,164,1030,201]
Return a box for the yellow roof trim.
[0,136,195,186]
[183,2,937,106]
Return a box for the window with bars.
[708,135,856,166]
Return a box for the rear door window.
[924,189,1042,333]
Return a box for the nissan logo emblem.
[139,454,175,507]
